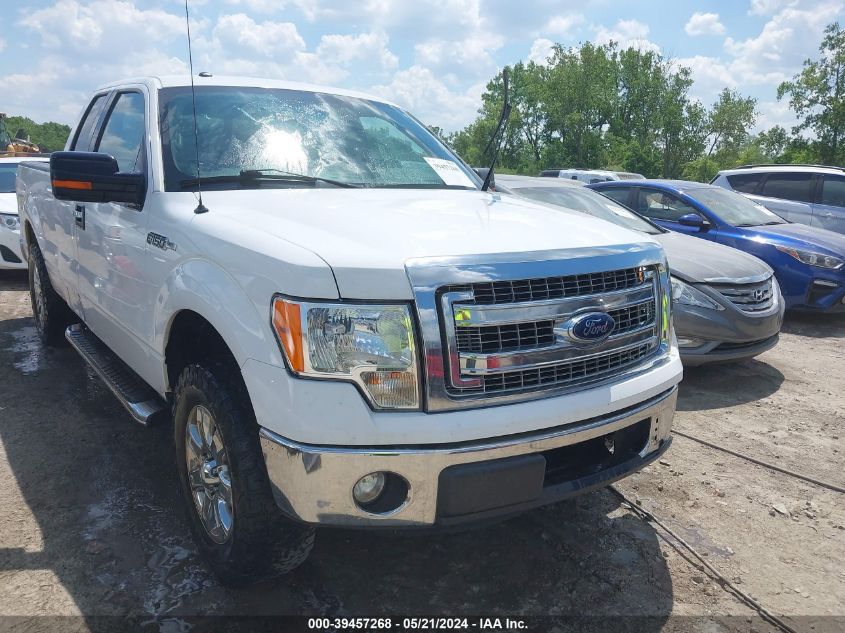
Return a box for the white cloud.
[748,0,798,16]
[224,0,286,12]
[755,99,800,133]
[19,0,185,54]
[544,14,584,38]
[372,65,484,131]
[415,32,504,74]
[594,19,660,54]
[213,13,305,58]
[678,55,738,102]
[528,38,555,65]
[684,12,726,36]
[724,1,842,84]
[317,31,399,70]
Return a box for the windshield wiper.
[241,169,359,188]
[179,169,358,189]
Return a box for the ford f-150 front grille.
[440,266,662,400]
[405,247,671,411]
[713,278,774,313]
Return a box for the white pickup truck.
[17,75,681,584]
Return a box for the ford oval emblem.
[560,311,616,345]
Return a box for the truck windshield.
[158,86,480,191]
[0,164,18,193]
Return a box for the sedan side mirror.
[50,151,145,208]
[677,213,711,230]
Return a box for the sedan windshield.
[512,186,663,235]
[689,186,786,227]
[158,86,480,191]
[0,164,18,193]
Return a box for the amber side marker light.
[52,179,92,190]
[272,298,305,372]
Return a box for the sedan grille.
[713,278,774,313]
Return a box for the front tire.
[173,363,315,586]
[28,240,76,346]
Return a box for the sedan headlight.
[670,277,724,310]
[775,245,843,270]
[0,213,20,232]
[271,297,419,410]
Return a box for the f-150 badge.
[147,232,177,251]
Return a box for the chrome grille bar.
[451,284,655,327]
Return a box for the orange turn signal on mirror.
[52,179,92,190]
[272,298,304,372]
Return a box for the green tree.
[757,125,791,161]
[706,88,757,158]
[777,22,845,164]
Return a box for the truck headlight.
[271,297,420,410]
[775,245,843,270]
[0,213,20,232]
[670,277,724,310]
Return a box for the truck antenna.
[481,67,512,192]
[184,0,208,214]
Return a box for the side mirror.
[677,213,710,230]
[50,151,145,207]
[474,167,495,191]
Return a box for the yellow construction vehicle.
[0,113,41,157]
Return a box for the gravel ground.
[0,269,843,632]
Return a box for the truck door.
[75,88,155,367]
[812,174,845,235]
[39,93,109,313]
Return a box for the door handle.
[74,204,85,230]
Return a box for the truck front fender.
[154,257,284,391]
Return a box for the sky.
[1,0,842,134]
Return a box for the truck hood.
[201,188,659,299]
[654,231,772,284]
[0,193,16,215]
[745,222,845,256]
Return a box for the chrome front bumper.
[259,387,677,527]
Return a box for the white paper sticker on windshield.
[423,157,476,188]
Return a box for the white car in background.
[539,168,646,183]
[0,156,49,269]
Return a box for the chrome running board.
[65,324,166,425]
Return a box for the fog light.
[353,472,386,504]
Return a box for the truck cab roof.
[95,75,398,108]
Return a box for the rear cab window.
[760,172,814,203]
